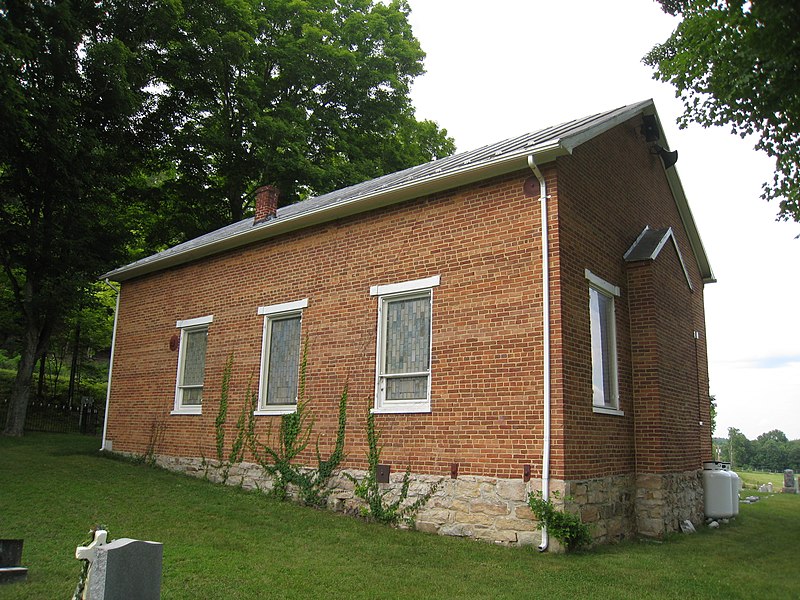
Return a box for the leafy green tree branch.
[645,0,800,222]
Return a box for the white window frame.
[370,276,440,414]
[585,270,624,416]
[255,299,308,416]
[172,315,213,415]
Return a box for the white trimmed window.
[173,315,213,414]
[256,299,307,415]
[585,270,623,415]
[371,276,439,414]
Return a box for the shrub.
[527,490,592,551]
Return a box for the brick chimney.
[254,185,279,224]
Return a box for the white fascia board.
[102,148,569,283]
[636,100,715,285]
[664,167,716,284]
[560,99,655,154]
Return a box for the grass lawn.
[1,434,798,599]
[737,470,790,490]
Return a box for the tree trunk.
[37,352,47,399]
[68,320,81,404]
[3,320,48,436]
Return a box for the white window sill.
[371,405,431,415]
[254,406,297,416]
[171,407,202,416]
[593,405,624,416]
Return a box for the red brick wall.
[107,118,712,484]
[107,171,553,480]
[553,117,712,480]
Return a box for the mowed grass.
[1,434,798,599]
[737,470,790,490]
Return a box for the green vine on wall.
[135,418,165,467]
[247,340,348,506]
[211,354,250,484]
[346,410,441,527]
[208,340,348,505]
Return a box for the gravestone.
[0,539,27,584]
[783,469,796,494]
[76,530,163,600]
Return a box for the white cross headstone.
[75,530,108,563]
[75,530,162,600]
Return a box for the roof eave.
[664,167,716,284]
[104,143,567,282]
[559,99,655,154]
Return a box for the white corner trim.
[370,275,440,297]
[585,270,620,297]
[257,298,308,316]
[176,314,213,328]
[593,405,625,417]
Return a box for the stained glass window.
[178,327,208,406]
[265,315,302,405]
[380,293,431,402]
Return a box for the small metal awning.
[624,226,694,291]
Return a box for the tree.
[146,0,454,245]
[709,394,717,434]
[727,427,752,469]
[644,1,800,221]
[753,438,787,472]
[0,0,177,435]
[756,429,789,445]
[1,0,451,435]
[787,441,800,472]
[752,429,789,471]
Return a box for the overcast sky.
[405,0,800,440]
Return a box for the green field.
[737,469,792,490]
[1,434,798,599]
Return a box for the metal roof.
[103,99,714,283]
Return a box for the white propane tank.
[703,461,734,519]
[723,464,742,517]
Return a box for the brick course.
[106,116,713,543]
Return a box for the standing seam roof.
[103,99,714,283]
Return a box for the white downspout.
[101,279,120,451]
[527,155,551,552]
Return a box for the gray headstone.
[0,539,27,585]
[87,539,162,600]
[0,539,23,567]
[783,469,795,490]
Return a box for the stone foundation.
[148,454,702,547]
[563,474,638,544]
[635,469,704,537]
